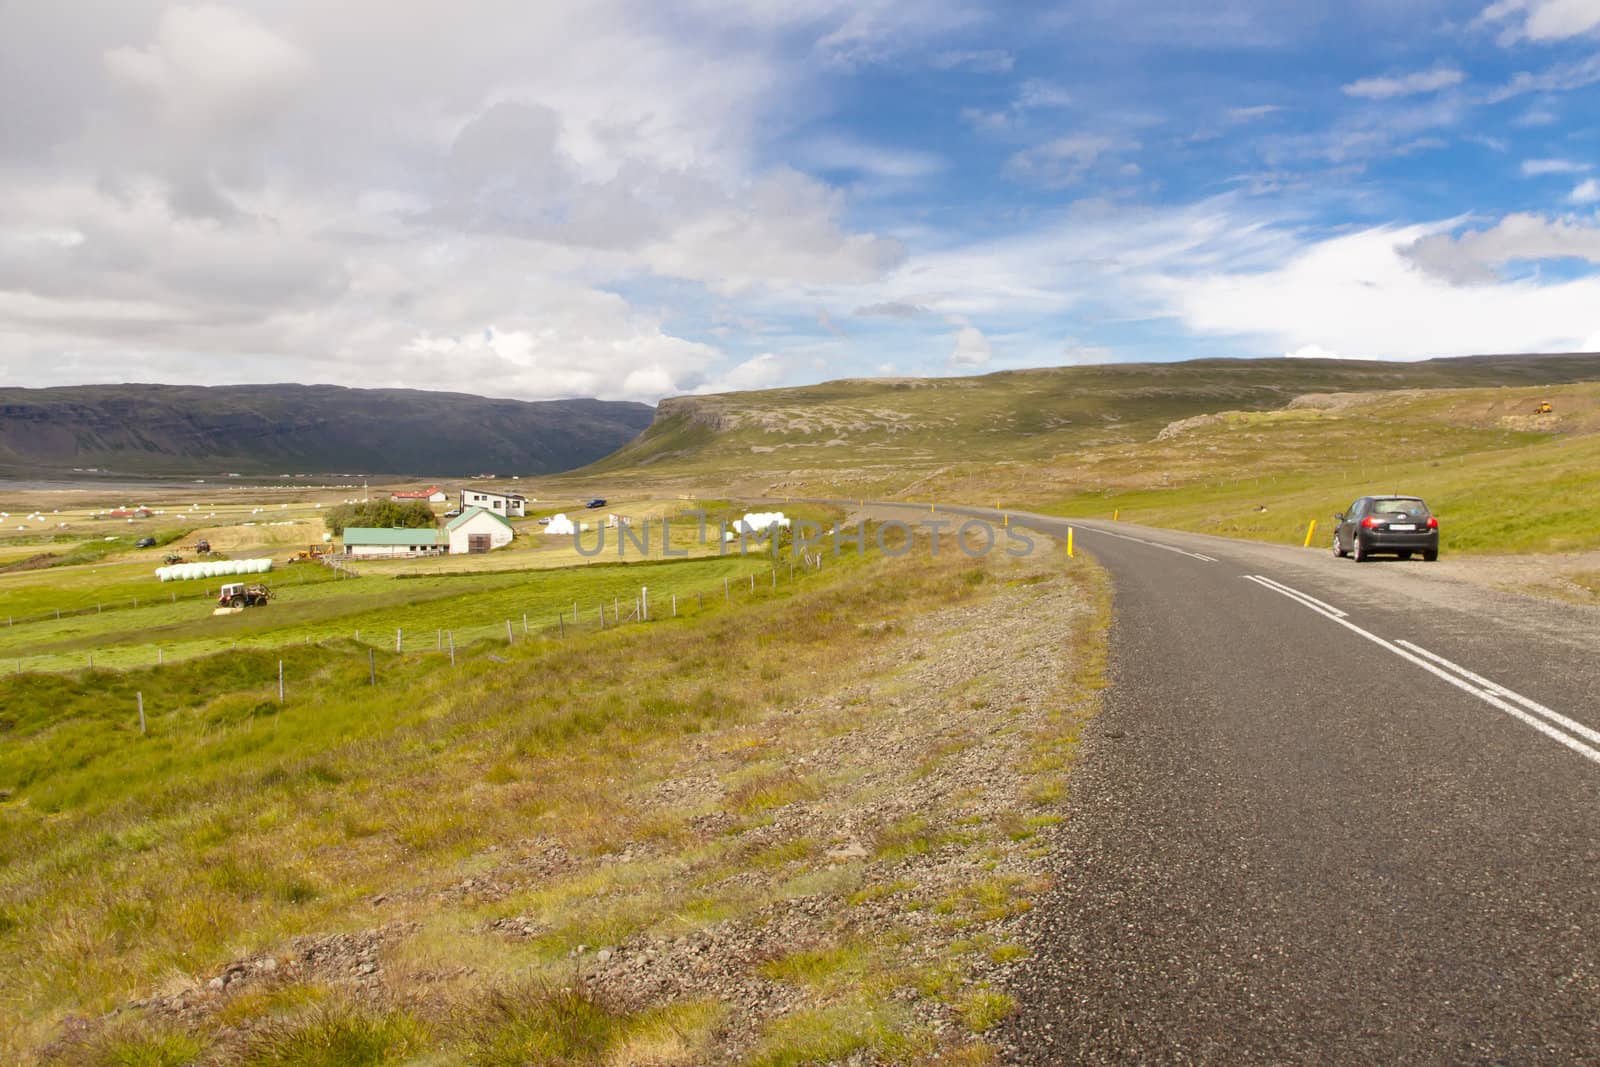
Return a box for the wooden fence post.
[506,619,514,644]
[672,594,677,617]
[448,631,455,665]
[369,648,376,686]
[137,691,146,735]
[396,628,402,653]
[278,660,285,704]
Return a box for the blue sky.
[2,1,1599,400]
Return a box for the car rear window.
[1369,498,1429,518]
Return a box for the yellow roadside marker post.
[1003,514,1008,528]
[1067,527,1074,557]
[1303,519,1317,548]
[1114,509,1119,522]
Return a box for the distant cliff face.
[0,383,655,477]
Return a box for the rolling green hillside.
[583,353,1600,486]
[562,353,1600,556]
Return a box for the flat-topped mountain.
[0,383,655,478]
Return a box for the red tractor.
[217,582,272,608]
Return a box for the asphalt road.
[968,515,1600,1065]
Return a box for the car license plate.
[1389,523,1416,531]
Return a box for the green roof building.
[342,526,442,557]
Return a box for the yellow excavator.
[1535,401,1554,414]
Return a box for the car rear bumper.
[1360,531,1438,551]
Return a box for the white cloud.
[1015,79,1074,110]
[1402,213,1600,284]
[1284,343,1353,360]
[812,1,986,68]
[854,301,929,319]
[946,315,992,367]
[1573,178,1600,203]
[0,1,916,401]
[699,352,788,392]
[1521,158,1591,175]
[960,78,1074,133]
[1005,136,1127,187]
[1061,339,1114,363]
[1342,66,1465,100]
[1489,53,1600,102]
[1160,221,1600,360]
[639,169,905,294]
[959,107,1011,131]
[1227,104,1284,122]
[930,48,1013,72]
[1513,104,1561,126]
[104,5,310,130]
[1479,0,1600,43]
[800,136,945,179]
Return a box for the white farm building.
[342,527,443,558]
[459,489,527,518]
[447,507,514,554]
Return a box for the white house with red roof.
[390,485,447,503]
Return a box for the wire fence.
[7,553,828,679]
[0,565,339,630]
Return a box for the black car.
[585,498,607,509]
[135,536,157,548]
[1333,495,1439,562]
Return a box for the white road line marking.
[1394,640,1600,749]
[1247,574,1349,618]
[1242,576,1600,767]
[1087,527,1216,563]
[1242,575,1347,620]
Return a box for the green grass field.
[0,528,1103,1066]
[0,552,785,672]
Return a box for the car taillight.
[1361,515,1382,528]
[1426,516,1438,529]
